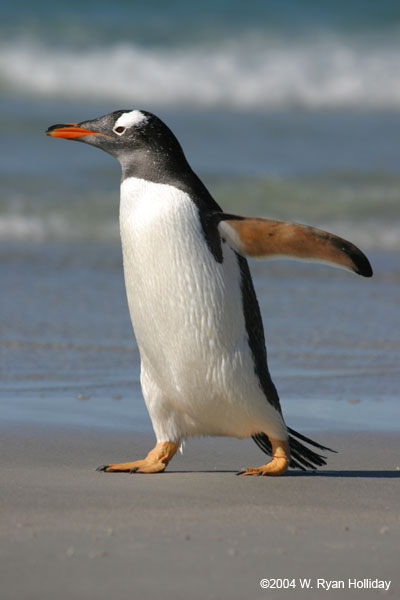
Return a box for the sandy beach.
[1,426,398,600]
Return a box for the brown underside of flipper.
[97,441,179,474]
[218,215,372,277]
[238,438,290,476]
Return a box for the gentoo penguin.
[46,110,372,476]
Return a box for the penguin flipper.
[217,214,372,277]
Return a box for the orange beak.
[46,123,104,139]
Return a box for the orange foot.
[97,441,179,474]
[238,438,290,477]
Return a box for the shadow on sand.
[165,469,400,478]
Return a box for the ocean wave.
[0,213,118,242]
[2,35,400,110]
[1,209,398,251]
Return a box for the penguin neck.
[119,146,190,188]
[118,148,224,264]
[118,148,222,215]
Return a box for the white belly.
[119,177,285,443]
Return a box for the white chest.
[118,177,283,441]
[119,178,244,373]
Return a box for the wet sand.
[1,426,399,600]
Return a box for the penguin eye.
[114,126,126,135]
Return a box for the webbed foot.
[97,441,179,474]
[238,438,290,476]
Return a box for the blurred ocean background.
[1,0,399,435]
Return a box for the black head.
[46,109,189,181]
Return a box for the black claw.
[257,471,263,476]
[96,465,109,472]
[129,467,139,474]
[236,470,245,476]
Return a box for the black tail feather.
[287,427,336,453]
[252,429,336,471]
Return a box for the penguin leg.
[238,438,290,476]
[96,441,179,474]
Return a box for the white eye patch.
[113,110,148,135]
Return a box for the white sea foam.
[3,35,400,110]
[0,211,399,250]
[0,214,65,242]
[0,214,118,242]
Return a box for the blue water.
[1,2,399,433]
[1,242,399,432]
[1,1,400,246]
[4,1,400,110]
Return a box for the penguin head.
[46,110,186,175]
